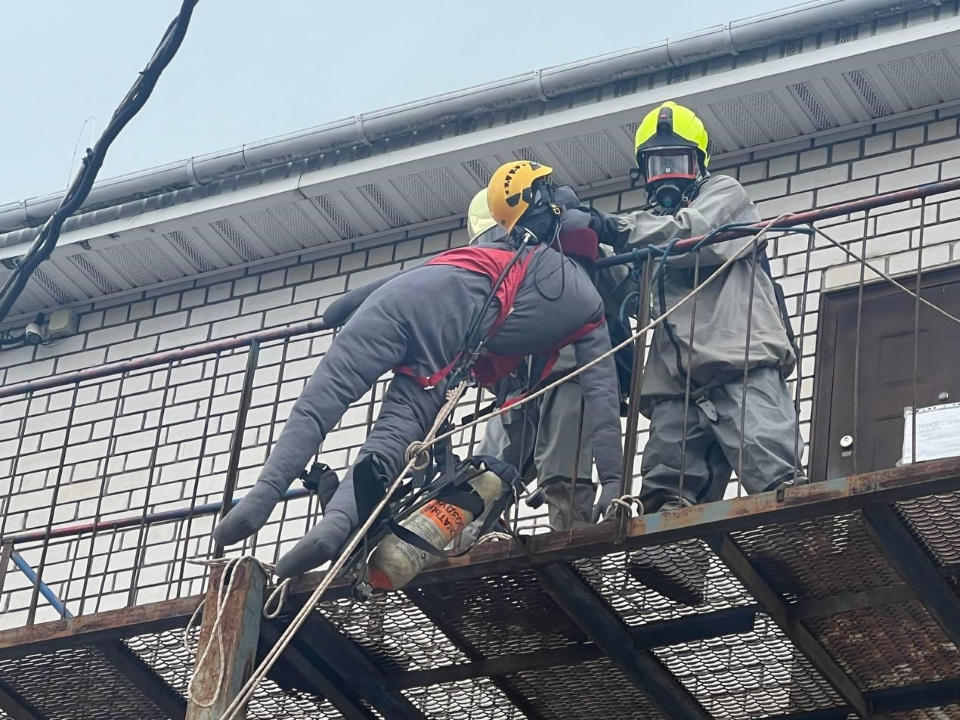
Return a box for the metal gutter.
[0,0,934,235]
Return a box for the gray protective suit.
[463,242,634,538]
[212,239,623,577]
[594,173,801,510]
[463,345,596,540]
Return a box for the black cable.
[0,333,26,346]
[0,0,200,324]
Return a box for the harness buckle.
[695,396,719,422]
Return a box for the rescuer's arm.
[571,319,624,521]
[591,175,758,268]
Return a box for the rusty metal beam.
[539,563,711,720]
[386,603,758,690]
[186,561,266,720]
[767,676,960,719]
[259,621,374,720]
[861,503,960,648]
[793,583,915,620]
[706,535,872,719]
[297,612,427,720]
[98,641,186,720]
[0,679,46,720]
[406,587,548,720]
[0,595,202,660]
[288,456,960,600]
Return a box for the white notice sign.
[901,402,960,465]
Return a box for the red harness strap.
[393,246,538,389]
[393,245,605,393]
[500,317,605,408]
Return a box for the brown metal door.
[812,268,960,481]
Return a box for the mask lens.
[644,150,696,184]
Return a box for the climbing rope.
[428,215,790,451]
[215,381,468,720]
[814,225,960,326]
[207,217,798,717]
[183,556,268,708]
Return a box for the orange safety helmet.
[486,160,555,234]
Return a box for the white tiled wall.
[3,108,960,626]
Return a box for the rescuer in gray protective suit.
[461,189,633,540]
[587,101,802,605]
[213,161,624,578]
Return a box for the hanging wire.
[0,0,200,323]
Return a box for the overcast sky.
[1,0,797,203]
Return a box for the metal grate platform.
[2,459,960,719]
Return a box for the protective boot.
[274,454,388,578]
[627,497,711,607]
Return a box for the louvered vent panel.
[706,56,735,76]
[792,83,836,130]
[213,220,261,262]
[463,160,491,186]
[361,184,406,227]
[847,69,891,117]
[34,267,76,305]
[315,196,358,239]
[670,67,689,85]
[423,168,467,213]
[838,25,858,43]
[273,205,321,247]
[907,6,936,26]
[877,14,904,33]
[571,91,595,108]
[103,246,160,286]
[128,239,183,282]
[783,38,803,57]
[916,50,960,101]
[395,174,446,219]
[165,230,215,273]
[735,49,764,68]
[887,58,940,107]
[743,92,796,141]
[555,138,605,183]
[513,147,543,164]
[456,117,477,136]
[580,131,631,177]
[248,210,303,254]
[716,99,768,146]
[614,79,637,97]
[69,255,122,294]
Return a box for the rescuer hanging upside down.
[212,160,624,578]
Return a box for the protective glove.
[212,482,283,546]
[592,480,621,523]
[553,185,580,211]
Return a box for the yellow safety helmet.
[634,101,710,172]
[486,160,554,234]
[467,190,498,244]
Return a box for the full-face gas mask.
[513,178,561,245]
[642,147,699,210]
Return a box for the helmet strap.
[514,181,561,246]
